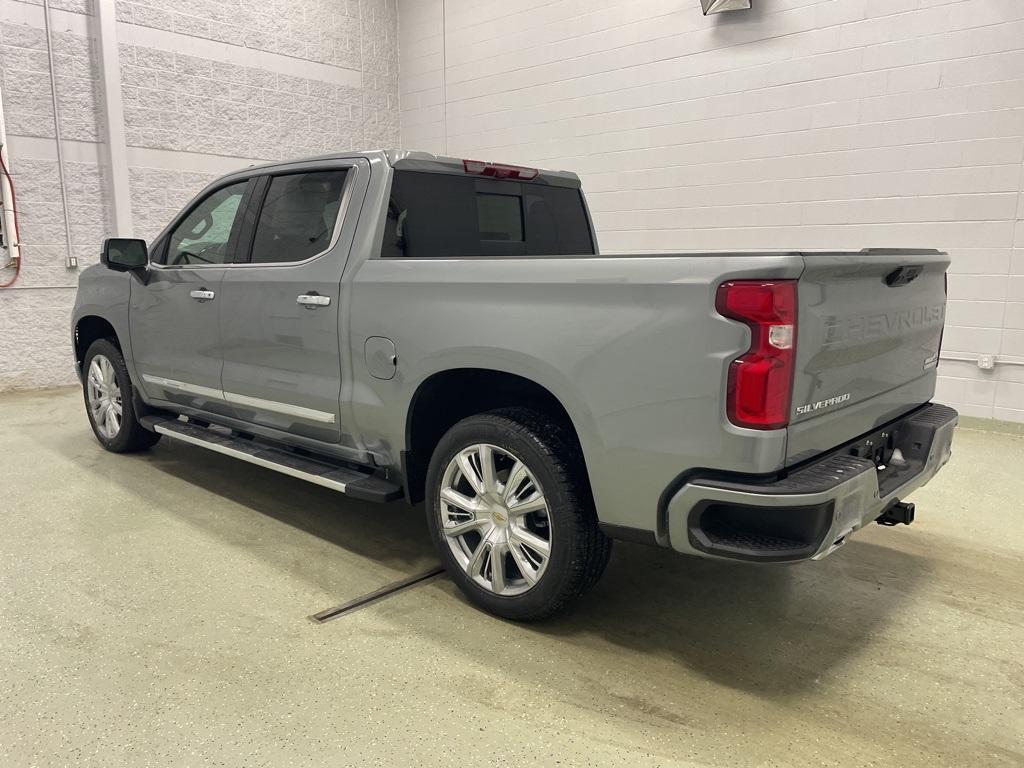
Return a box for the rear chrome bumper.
[666,403,958,563]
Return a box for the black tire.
[425,408,611,621]
[82,338,161,453]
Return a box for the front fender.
[71,266,138,386]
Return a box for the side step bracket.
[143,417,403,503]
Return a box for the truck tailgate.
[786,249,949,465]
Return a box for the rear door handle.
[297,294,331,308]
[190,289,216,301]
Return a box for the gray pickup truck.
[72,150,957,619]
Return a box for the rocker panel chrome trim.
[141,374,337,424]
[141,374,222,401]
[223,391,337,424]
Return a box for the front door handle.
[190,289,216,301]
[297,294,331,308]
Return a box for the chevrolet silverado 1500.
[72,150,957,619]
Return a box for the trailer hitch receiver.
[877,501,915,526]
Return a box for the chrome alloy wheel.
[86,354,123,440]
[439,443,552,596]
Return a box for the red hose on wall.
[0,150,21,288]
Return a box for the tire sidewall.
[425,413,583,620]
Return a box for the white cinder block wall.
[0,0,399,390]
[399,0,1024,423]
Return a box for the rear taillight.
[462,159,539,180]
[715,280,797,430]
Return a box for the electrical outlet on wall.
[977,354,995,370]
[66,256,78,269]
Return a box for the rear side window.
[250,170,347,264]
[380,170,594,258]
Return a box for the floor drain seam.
[309,566,445,624]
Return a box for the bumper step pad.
[698,453,876,496]
[694,403,959,497]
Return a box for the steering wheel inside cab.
[171,213,225,265]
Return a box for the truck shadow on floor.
[68,435,441,585]
[60,430,928,700]
[536,537,928,699]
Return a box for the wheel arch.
[402,367,593,506]
[74,315,120,376]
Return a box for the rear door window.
[380,170,594,258]
[249,170,348,264]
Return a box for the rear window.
[379,170,594,258]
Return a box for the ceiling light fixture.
[701,0,752,14]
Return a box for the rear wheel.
[82,339,161,453]
[425,408,611,620]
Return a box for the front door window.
[164,181,248,266]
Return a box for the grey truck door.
[217,160,368,444]
[131,178,252,416]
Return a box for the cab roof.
[235,149,582,188]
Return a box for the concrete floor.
[1,388,1022,767]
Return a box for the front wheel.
[82,338,161,453]
[425,408,611,621]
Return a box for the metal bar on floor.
[309,567,445,624]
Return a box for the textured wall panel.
[0,0,400,390]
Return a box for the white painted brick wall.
[399,0,1024,423]
[0,0,400,391]
[0,20,104,142]
[118,44,366,160]
[114,0,362,69]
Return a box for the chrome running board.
[145,416,402,503]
